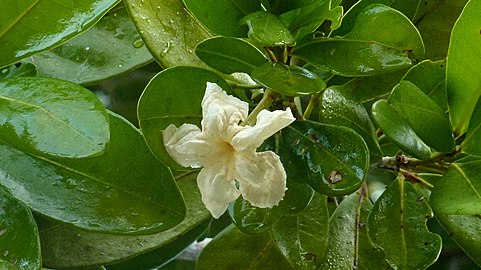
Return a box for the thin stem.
[303,94,320,119]
[266,47,278,62]
[242,89,277,126]
[399,168,435,190]
[227,81,263,89]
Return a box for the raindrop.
[1,68,7,74]
[85,46,90,51]
[88,221,101,228]
[132,39,144,48]
[65,178,77,189]
[176,11,180,15]
[114,28,124,40]
[0,228,6,236]
[156,5,161,11]
[3,250,8,256]
[160,41,172,57]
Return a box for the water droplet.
[160,41,172,57]
[88,221,101,228]
[113,13,117,17]
[170,19,174,24]
[114,28,124,40]
[156,5,161,10]
[85,46,90,51]
[1,68,7,74]
[118,64,123,68]
[3,250,8,256]
[188,49,193,53]
[0,228,6,236]
[132,38,144,48]
[65,179,77,189]
[176,11,180,15]
[140,30,144,34]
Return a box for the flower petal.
[235,151,287,208]
[232,108,295,151]
[201,82,248,141]
[163,124,202,167]
[197,162,240,218]
[231,72,257,85]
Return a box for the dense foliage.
[0,0,480,269]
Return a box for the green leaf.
[371,99,432,160]
[446,0,481,135]
[318,191,374,269]
[320,87,382,163]
[40,173,209,269]
[293,4,423,76]
[388,80,455,152]
[271,193,329,269]
[463,98,481,156]
[333,0,438,37]
[368,177,442,269]
[196,225,294,269]
[416,0,468,60]
[402,59,447,111]
[430,160,481,215]
[137,66,230,170]
[0,62,37,79]
[241,11,295,46]
[251,63,325,96]
[30,6,153,85]
[433,213,481,267]
[0,112,185,235]
[184,0,259,37]
[125,0,211,68]
[282,121,369,196]
[0,261,20,270]
[0,0,120,67]
[0,190,40,270]
[195,36,268,74]
[0,77,109,158]
[279,0,343,41]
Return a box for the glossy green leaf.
[0,190,40,270]
[0,0,120,68]
[333,0,438,37]
[433,213,481,267]
[368,177,442,269]
[30,6,153,85]
[416,0,468,60]
[294,4,424,76]
[282,121,369,196]
[268,0,320,14]
[279,0,343,41]
[0,62,36,79]
[184,0,259,37]
[402,59,447,111]
[137,66,230,170]
[229,136,315,233]
[0,261,20,270]
[318,192,373,269]
[196,225,294,269]
[0,112,185,235]
[388,80,455,152]
[446,0,481,135]
[195,36,268,74]
[271,193,329,269]
[40,173,209,269]
[0,77,109,158]
[125,0,211,68]
[320,87,382,163]
[251,63,325,96]
[430,160,481,215]
[463,98,481,156]
[241,11,295,46]
[371,99,432,160]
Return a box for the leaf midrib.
[0,0,40,39]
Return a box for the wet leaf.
[388,80,455,152]
[183,0,259,37]
[30,6,153,85]
[137,66,230,170]
[320,87,382,163]
[125,0,211,68]
[282,121,369,196]
[251,63,326,96]
[293,4,424,76]
[271,193,329,269]
[446,0,481,135]
[241,11,295,46]
[0,77,109,158]
[463,98,481,156]
[196,225,294,269]
[0,0,119,67]
[371,99,432,160]
[0,190,41,270]
[430,159,481,215]
[0,62,37,79]
[0,112,185,235]
[195,36,268,74]
[368,177,442,269]
[40,173,209,269]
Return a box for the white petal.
[201,82,249,141]
[163,124,202,167]
[235,151,287,208]
[231,72,257,85]
[197,162,240,218]
[232,108,295,151]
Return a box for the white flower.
[163,82,295,218]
